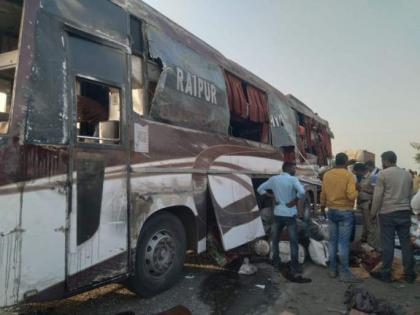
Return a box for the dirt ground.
[2,260,420,315]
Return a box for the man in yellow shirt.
[321,153,360,283]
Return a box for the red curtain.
[225,72,248,118]
[304,116,313,148]
[246,85,268,123]
[320,126,332,157]
[247,85,269,143]
[225,72,269,143]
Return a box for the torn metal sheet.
[24,11,69,145]
[147,26,229,135]
[40,0,129,47]
[25,0,130,145]
[113,0,331,129]
[287,94,331,129]
[268,93,297,147]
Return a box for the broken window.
[130,16,163,117]
[131,55,145,115]
[130,16,144,56]
[225,72,269,143]
[76,78,121,145]
[0,68,15,134]
[0,0,23,134]
[130,16,145,116]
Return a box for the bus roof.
[111,0,330,126]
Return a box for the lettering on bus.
[270,114,284,128]
[176,67,218,105]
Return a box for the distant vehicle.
[0,0,333,307]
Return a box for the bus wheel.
[129,213,186,297]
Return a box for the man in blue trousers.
[258,162,311,283]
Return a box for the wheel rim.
[144,230,176,276]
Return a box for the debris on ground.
[253,239,270,256]
[308,238,329,267]
[277,241,306,264]
[238,257,258,275]
[371,259,420,283]
[344,286,397,315]
[309,217,329,241]
[349,267,370,280]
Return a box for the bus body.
[0,0,332,307]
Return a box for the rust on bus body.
[0,0,330,307]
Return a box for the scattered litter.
[207,231,228,266]
[360,243,374,253]
[238,257,258,275]
[279,311,295,315]
[308,238,329,267]
[371,259,420,283]
[184,263,228,272]
[349,267,370,280]
[184,275,195,279]
[276,241,305,264]
[253,239,270,256]
[255,284,265,289]
[310,217,329,240]
[344,286,396,315]
[359,251,381,271]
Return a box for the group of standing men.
[258,150,417,284]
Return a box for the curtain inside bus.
[246,84,269,142]
[224,72,269,142]
[224,72,247,118]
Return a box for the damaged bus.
[0,0,333,307]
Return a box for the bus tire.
[128,212,187,298]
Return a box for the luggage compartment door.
[208,173,265,251]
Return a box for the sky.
[144,0,420,170]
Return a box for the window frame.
[130,16,145,56]
[0,63,17,135]
[74,75,124,149]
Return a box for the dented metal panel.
[113,0,331,128]
[147,26,229,135]
[268,93,297,147]
[25,11,68,144]
[40,0,129,47]
[25,0,130,145]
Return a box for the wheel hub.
[145,230,176,276]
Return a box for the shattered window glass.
[0,68,15,134]
[76,78,121,145]
[130,16,144,55]
[131,55,144,116]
